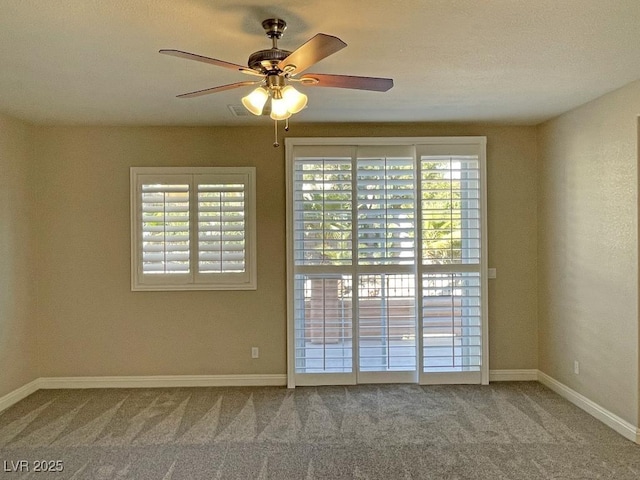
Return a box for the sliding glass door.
[286,138,487,387]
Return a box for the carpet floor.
[0,382,639,479]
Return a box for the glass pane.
[294,158,352,266]
[358,274,416,372]
[357,156,415,265]
[294,274,353,373]
[421,156,480,265]
[422,272,481,372]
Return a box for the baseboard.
[0,374,287,413]
[489,369,538,382]
[537,371,639,443]
[0,379,41,412]
[37,374,287,389]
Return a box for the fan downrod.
[248,18,292,73]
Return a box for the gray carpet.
[0,382,638,479]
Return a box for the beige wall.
[537,80,640,425]
[0,113,37,397]
[29,123,538,378]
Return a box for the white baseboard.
[0,379,41,412]
[489,369,538,382]
[37,374,288,390]
[537,371,639,443]
[0,375,286,413]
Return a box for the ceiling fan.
[160,18,393,145]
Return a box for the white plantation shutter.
[357,146,415,265]
[421,272,482,374]
[417,144,486,384]
[420,150,481,265]
[287,138,487,387]
[293,146,353,266]
[197,179,246,273]
[140,180,190,276]
[357,273,417,374]
[355,146,417,382]
[292,146,355,381]
[131,167,256,291]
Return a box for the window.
[286,138,487,387]
[130,167,256,291]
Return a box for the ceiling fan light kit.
[241,86,268,115]
[160,18,393,146]
[241,72,308,120]
[281,86,308,114]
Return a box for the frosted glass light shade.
[281,86,308,114]
[270,97,292,120]
[241,87,268,115]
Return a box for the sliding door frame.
[285,137,488,388]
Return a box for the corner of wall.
[0,113,40,397]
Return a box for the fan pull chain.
[273,120,279,148]
[285,118,290,131]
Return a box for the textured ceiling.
[1,0,639,126]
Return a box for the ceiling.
[1,0,639,126]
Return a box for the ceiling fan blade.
[159,49,263,77]
[300,73,394,92]
[278,34,347,75]
[176,81,257,98]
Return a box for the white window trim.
[285,137,488,387]
[130,166,257,291]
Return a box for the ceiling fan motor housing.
[248,48,292,73]
[247,19,292,73]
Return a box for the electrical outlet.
[574,360,580,375]
[251,347,259,359]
